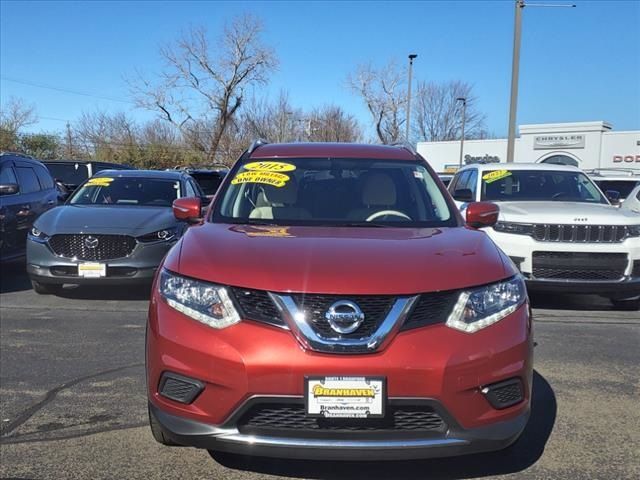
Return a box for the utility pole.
[406,54,418,141]
[457,98,467,168]
[506,0,576,163]
[65,122,73,158]
[506,0,524,163]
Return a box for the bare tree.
[241,91,302,143]
[129,15,278,162]
[347,61,406,144]
[305,105,361,142]
[0,97,37,134]
[413,80,486,142]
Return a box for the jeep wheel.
[31,281,63,295]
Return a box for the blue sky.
[1,0,639,139]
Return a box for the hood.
[35,205,178,236]
[171,223,514,295]
[497,201,640,225]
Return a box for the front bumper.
[486,229,640,297]
[147,292,533,460]
[26,238,176,285]
[150,399,529,461]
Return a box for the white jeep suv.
[449,163,640,309]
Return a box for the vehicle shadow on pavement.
[529,292,615,311]
[0,261,32,294]
[54,284,152,301]
[211,371,557,480]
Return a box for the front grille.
[291,294,394,338]
[227,288,458,334]
[238,403,446,434]
[48,234,136,261]
[532,252,628,281]
[402,291,459,330]
[230,287,283,326]
[532,224,628,243]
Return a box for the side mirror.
[173,197,202,223]
[453,188,474,203]
[605,190,621,205]
[0,183,19,196]
[466,202,500,229]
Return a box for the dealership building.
[417,121,640,173]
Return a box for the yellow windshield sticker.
[244,161,296,172]
[482,170,512,184]
[231,171,290,188]
[85,177,114,186]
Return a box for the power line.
[0,75,133,104]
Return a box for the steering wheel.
[366,210,412,222]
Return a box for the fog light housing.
[481,378,524,409]
[158,372,204,404]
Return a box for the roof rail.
[585,167,640,177]
[247,139,270,155]
[390,141,417,155]
[0,151,35,159]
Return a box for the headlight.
[447,276,527,333]
[493,222,534,236]
[159,269,240,329]
[138,227,178,243]
[29,227,49,243]
[628,225,640,238]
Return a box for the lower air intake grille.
[158,372,204,404]
[238,403,446,434]
[483,378,524,409]
[532,252,627,281]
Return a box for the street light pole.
[506,0,524,163]
[406,54,418,141]
[506,0,576,163]
[457,98,467,168]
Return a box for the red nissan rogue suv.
[146,142,533,461]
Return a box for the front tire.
[31,280,63,295]
[148,406,181,446]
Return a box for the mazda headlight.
[447,276,527,333]
[29,227,49,243]
[138,227,178,243]
[159,269,240,329]
[493,222,534,236]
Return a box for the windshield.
[480,169,607,204]
[69,177,182,207]
[213,158,454,227]
[45,163,90,186]
[191,172,225,196]
[593,180,640,200]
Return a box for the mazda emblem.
[84,236,99,249]
[324,300,365,334]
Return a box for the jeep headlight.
[447,276,527,333]
[159,269,240,329]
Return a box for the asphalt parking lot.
[0,262,638,480]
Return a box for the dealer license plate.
[78,262,106,278]
[305,376,385,418]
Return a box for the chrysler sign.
[534,134,585,149]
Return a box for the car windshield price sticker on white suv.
[305,376,385,418]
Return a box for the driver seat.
[347,173,399,221]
